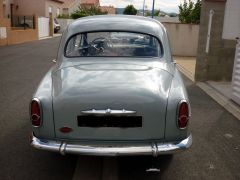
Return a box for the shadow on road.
[118,155,173,180]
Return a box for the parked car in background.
[54,18,60,33]
[30,15,192,156]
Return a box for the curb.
[196,82,240,121]
[176,64,195,82]
[39,34,62,40]
[177,63,240,121]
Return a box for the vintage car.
[30,15,192,156]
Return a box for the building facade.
[62,0,80,15]
[80,0,99,8]
[100,6,116,14]
[2,0,63,19]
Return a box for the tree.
[123,5,137,15]
[146,11,151,16]
[71,6,107,19]
[178,0,201,24]
[154,10,160,16]
[169,13,178,17]
[191,0,201,24]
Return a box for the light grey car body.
[30,15,192,156]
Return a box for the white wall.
[222,0,240,40]
[154,16,180,23]
[162,23,199,57]
[3,0,14,18]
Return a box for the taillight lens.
[177,100,189,129]
[60,127,73,133]
[30,98,41,127]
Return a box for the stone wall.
[195,0,236,81]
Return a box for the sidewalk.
[175,56,240,121]
[39,33,62,40]
[174,56,196,82]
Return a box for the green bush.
[123,5,137,15]
[57,14,71,19]
[179,0,201,24]
[71,6,107,19]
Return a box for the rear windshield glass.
[65,32,162,57]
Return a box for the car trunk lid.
[52,63,173,140]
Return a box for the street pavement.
[0,38,240,180]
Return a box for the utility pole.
[143,0,146,16]
[151,0,155,18]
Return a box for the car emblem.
[81,109,136,115]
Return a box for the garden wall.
[162,22,199,57]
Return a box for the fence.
[11,15,35,30]
[38,17,50,38]
[0,15,38,46]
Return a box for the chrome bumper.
[30,134,192,156]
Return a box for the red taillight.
[177,101,189,129]
[59,127,73,133]
[30,99,41,127]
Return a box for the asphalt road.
[0,38,240,180]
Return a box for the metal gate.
[232,40,240,105]
[38,17,49,38]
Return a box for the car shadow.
[118,155,173,180]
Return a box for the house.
[0,0,63,46]
[0,0,39,46]
[80,0,116,14]
[62,0,80,15]
[222,0,240,105]
[80,0,99,8]
[100,6,116,14]
[0,0,10,46]
[3,0,64,19]
[195,0,240,105]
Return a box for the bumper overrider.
[30,133,192,156]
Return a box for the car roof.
[66,15,166,39]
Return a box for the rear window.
[65,32,162,57]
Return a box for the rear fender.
[165,68,190,141]
[31,68,55,139]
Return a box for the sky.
[100,0,188,13]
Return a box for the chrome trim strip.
[81,109,136,115]
[30,134,192,156]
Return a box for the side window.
[66,35,81,56]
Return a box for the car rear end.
[29,15,192,156]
